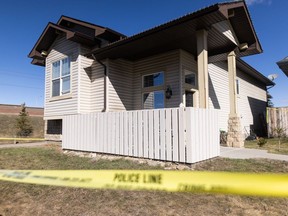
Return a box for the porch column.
[226,51,244,147]
[197,29,209,108]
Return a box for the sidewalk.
[0,141,52,148]
[220,146,288,161]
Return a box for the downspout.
[92,54,107,112]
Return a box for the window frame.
[142,71,165,109]
[236,79,240,95]
[51,57,71,97]
[184,69,197,88]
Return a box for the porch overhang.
[90,1,262,61]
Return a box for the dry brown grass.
[1,145,288,216]
[0,114,44,139]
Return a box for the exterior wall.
[79,46,94,113]
[90,60,105,112]
[44,36,79,119]
[180,50,198,106]
[108,59,134,111]
[208,62,230,131]
[237,69,267,136]
[208,61,267,136]
[133,50,181,110]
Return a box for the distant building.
[0,104,44,117]
[276,57,288,77]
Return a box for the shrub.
[220,130,227,145]
[257,137,267,147]
[15,103,33,137]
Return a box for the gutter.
[92,54,108,112]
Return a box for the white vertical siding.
[44,36,79,118]
[108,59,133,111]
[133,50,180,110]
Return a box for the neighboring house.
[29,1,273,146]
[277,57,288,77]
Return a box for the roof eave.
[237,58,274,86]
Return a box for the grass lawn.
[1,144,288,216]
[245,138,288,155]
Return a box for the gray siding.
[108,59,133,111]
[44,36,79,119]
[133,50,180,110]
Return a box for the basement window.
[47,119,62,134]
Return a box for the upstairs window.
[52,57,70,97]
[143,72,164,88]
[184,69,196,87]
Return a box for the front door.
[185,91,194,107]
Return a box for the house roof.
[28,16,125,66]
[236,59,274,86]
[276,57,288,77]
[90,1,262,61]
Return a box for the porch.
[62,107,219,164]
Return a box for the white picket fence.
[62,107,219,163]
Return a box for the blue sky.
[0,0,287,107]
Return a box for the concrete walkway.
[0,141,52,148]
[220,146,288,161]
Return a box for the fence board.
[62,108,220,164]
[137,111,143,157]
[267,107,288,137]
[154,110,160,160]
[166,109,172,161]
[159,110,166,160]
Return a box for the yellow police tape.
[0,170,288,197]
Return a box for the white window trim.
[236,78,240,95]
[51,57,71,98]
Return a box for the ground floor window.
[47,119,62,134]
[143,91,165,109]
[142,71,165,109]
